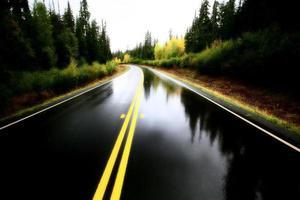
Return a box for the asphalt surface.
[0,66,299,200]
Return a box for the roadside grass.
[0,59,124,119]
[0,65,128,124]
[151,67,300,136]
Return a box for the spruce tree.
[86,20,101,63]
[49,2,79,67]
[103,24,112,62]
[142,31,154,59]
[50,10,73,68]
[76,0,90,61]
[211,1,220,40]
[99,22,112,63]
[32,1,56,69]
[219,0,235,39]
[185,15,198,53]
[63,2,75,33]
[185,0,212,52]
[196,0,212,51]
[0,0,35,71]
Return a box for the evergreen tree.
[142,31,154,59]
[105,35,112,61]
[0,0,35,71]
[1,0,112,71]
[61,28,78,59]
[219,0,236,39]
[49,3,78,68]
[31,1,56,69]
[126,32,155,60]
[197,0,212,50]
[63,2,75,33]
[185,0,212,52]
[76,0,90,60]
[211,1,220,40]
[129,43,143,59]
[50,10,72,68]
[86,20,101,63]
[99,21,111,63]
[79,0,90,26]
[185,15,198,53]
[74,0,112,64]
[102,25,112,62]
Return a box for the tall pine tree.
[219,0,236,39]
[142,31,154,59]
[63,2,75,33]
[31,1,56,69]
[76,0,90,61]
[99,22,112,63]
[86,20,101,63]
[211,1,220,40]
[0,0,35,71]
[185,0,212,52]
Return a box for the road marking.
[110,73,144,200]
[0,68,132,131]
[120,114,126,119]
[93,77,142,200]
[148,67,300,153]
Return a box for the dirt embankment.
[157,67,300,128]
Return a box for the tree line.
[0,0,112,72]
[127,31,156,60]
[127,0,299,94]
[185,0,300,53]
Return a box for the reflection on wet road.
[124,68,300,200]
[0,66,299,200]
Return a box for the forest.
[125,0,300,94]
[0,0,112,70]
[0,0,116,116]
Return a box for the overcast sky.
[29,0,217,52]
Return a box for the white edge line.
[0,67,132,131]
[148,67,300,153]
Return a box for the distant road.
[0,66,299,200]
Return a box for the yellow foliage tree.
[154,43,164,60]
[154,37,185,60]
[123,54,131,63]
[113,57,121,65]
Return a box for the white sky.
[29,0,217,52]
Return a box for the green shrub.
[158,57,180,68]
[180,54,195,68]
[105,60,117,75]
[193,39,239,74]
[0,59,119,114]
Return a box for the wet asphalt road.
[0,66,299,200]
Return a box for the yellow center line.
[110,73,144,200]
[93,76,143,200]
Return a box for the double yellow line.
[93,72,144,200]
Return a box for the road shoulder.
[0,65,130,129]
